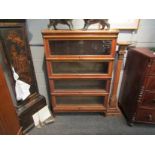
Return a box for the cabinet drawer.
[145,76,155,90]
[149,61,155,75]
[140,92,155,108]
[136,108,155,123]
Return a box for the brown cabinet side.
[0,65,21,135]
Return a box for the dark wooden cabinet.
[119,48,155,125]
[42,30,120,115]
[0,20,46,132]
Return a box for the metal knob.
[147,114,153,121]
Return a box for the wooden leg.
[102,112,106,117]
[127,121,134,127]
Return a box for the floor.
[28,113,155,135]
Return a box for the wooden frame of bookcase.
[42,30,119,115]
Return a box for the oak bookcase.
[42,30,119,115]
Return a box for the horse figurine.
[83,19,110,30]
[48,19,73,30]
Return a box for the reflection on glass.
[50,40,112,55]
[52,62,109,74]
[56,96,105,105]
[54,80,107,90]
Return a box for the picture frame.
[109,19,140,30]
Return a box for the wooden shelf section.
[46,55,114,61]
[54,103,106,112]
[49,74,112,79]
[51,89,108,96]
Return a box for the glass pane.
[49,40,112,55]
[52,61,109,74]
[54,79,107,90]
[56,96,105,105]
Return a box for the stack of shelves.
[42,30,119,115]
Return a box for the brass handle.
[147,114,153,121]
[151,99,155,104]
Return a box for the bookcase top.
[42,30,119,39]
[42,29,119,34]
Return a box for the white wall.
[26,19,155,105]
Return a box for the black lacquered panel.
[49,40,112,55]
[56,96,105,105]
[52,61,109,74]
[0,27,37,94]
